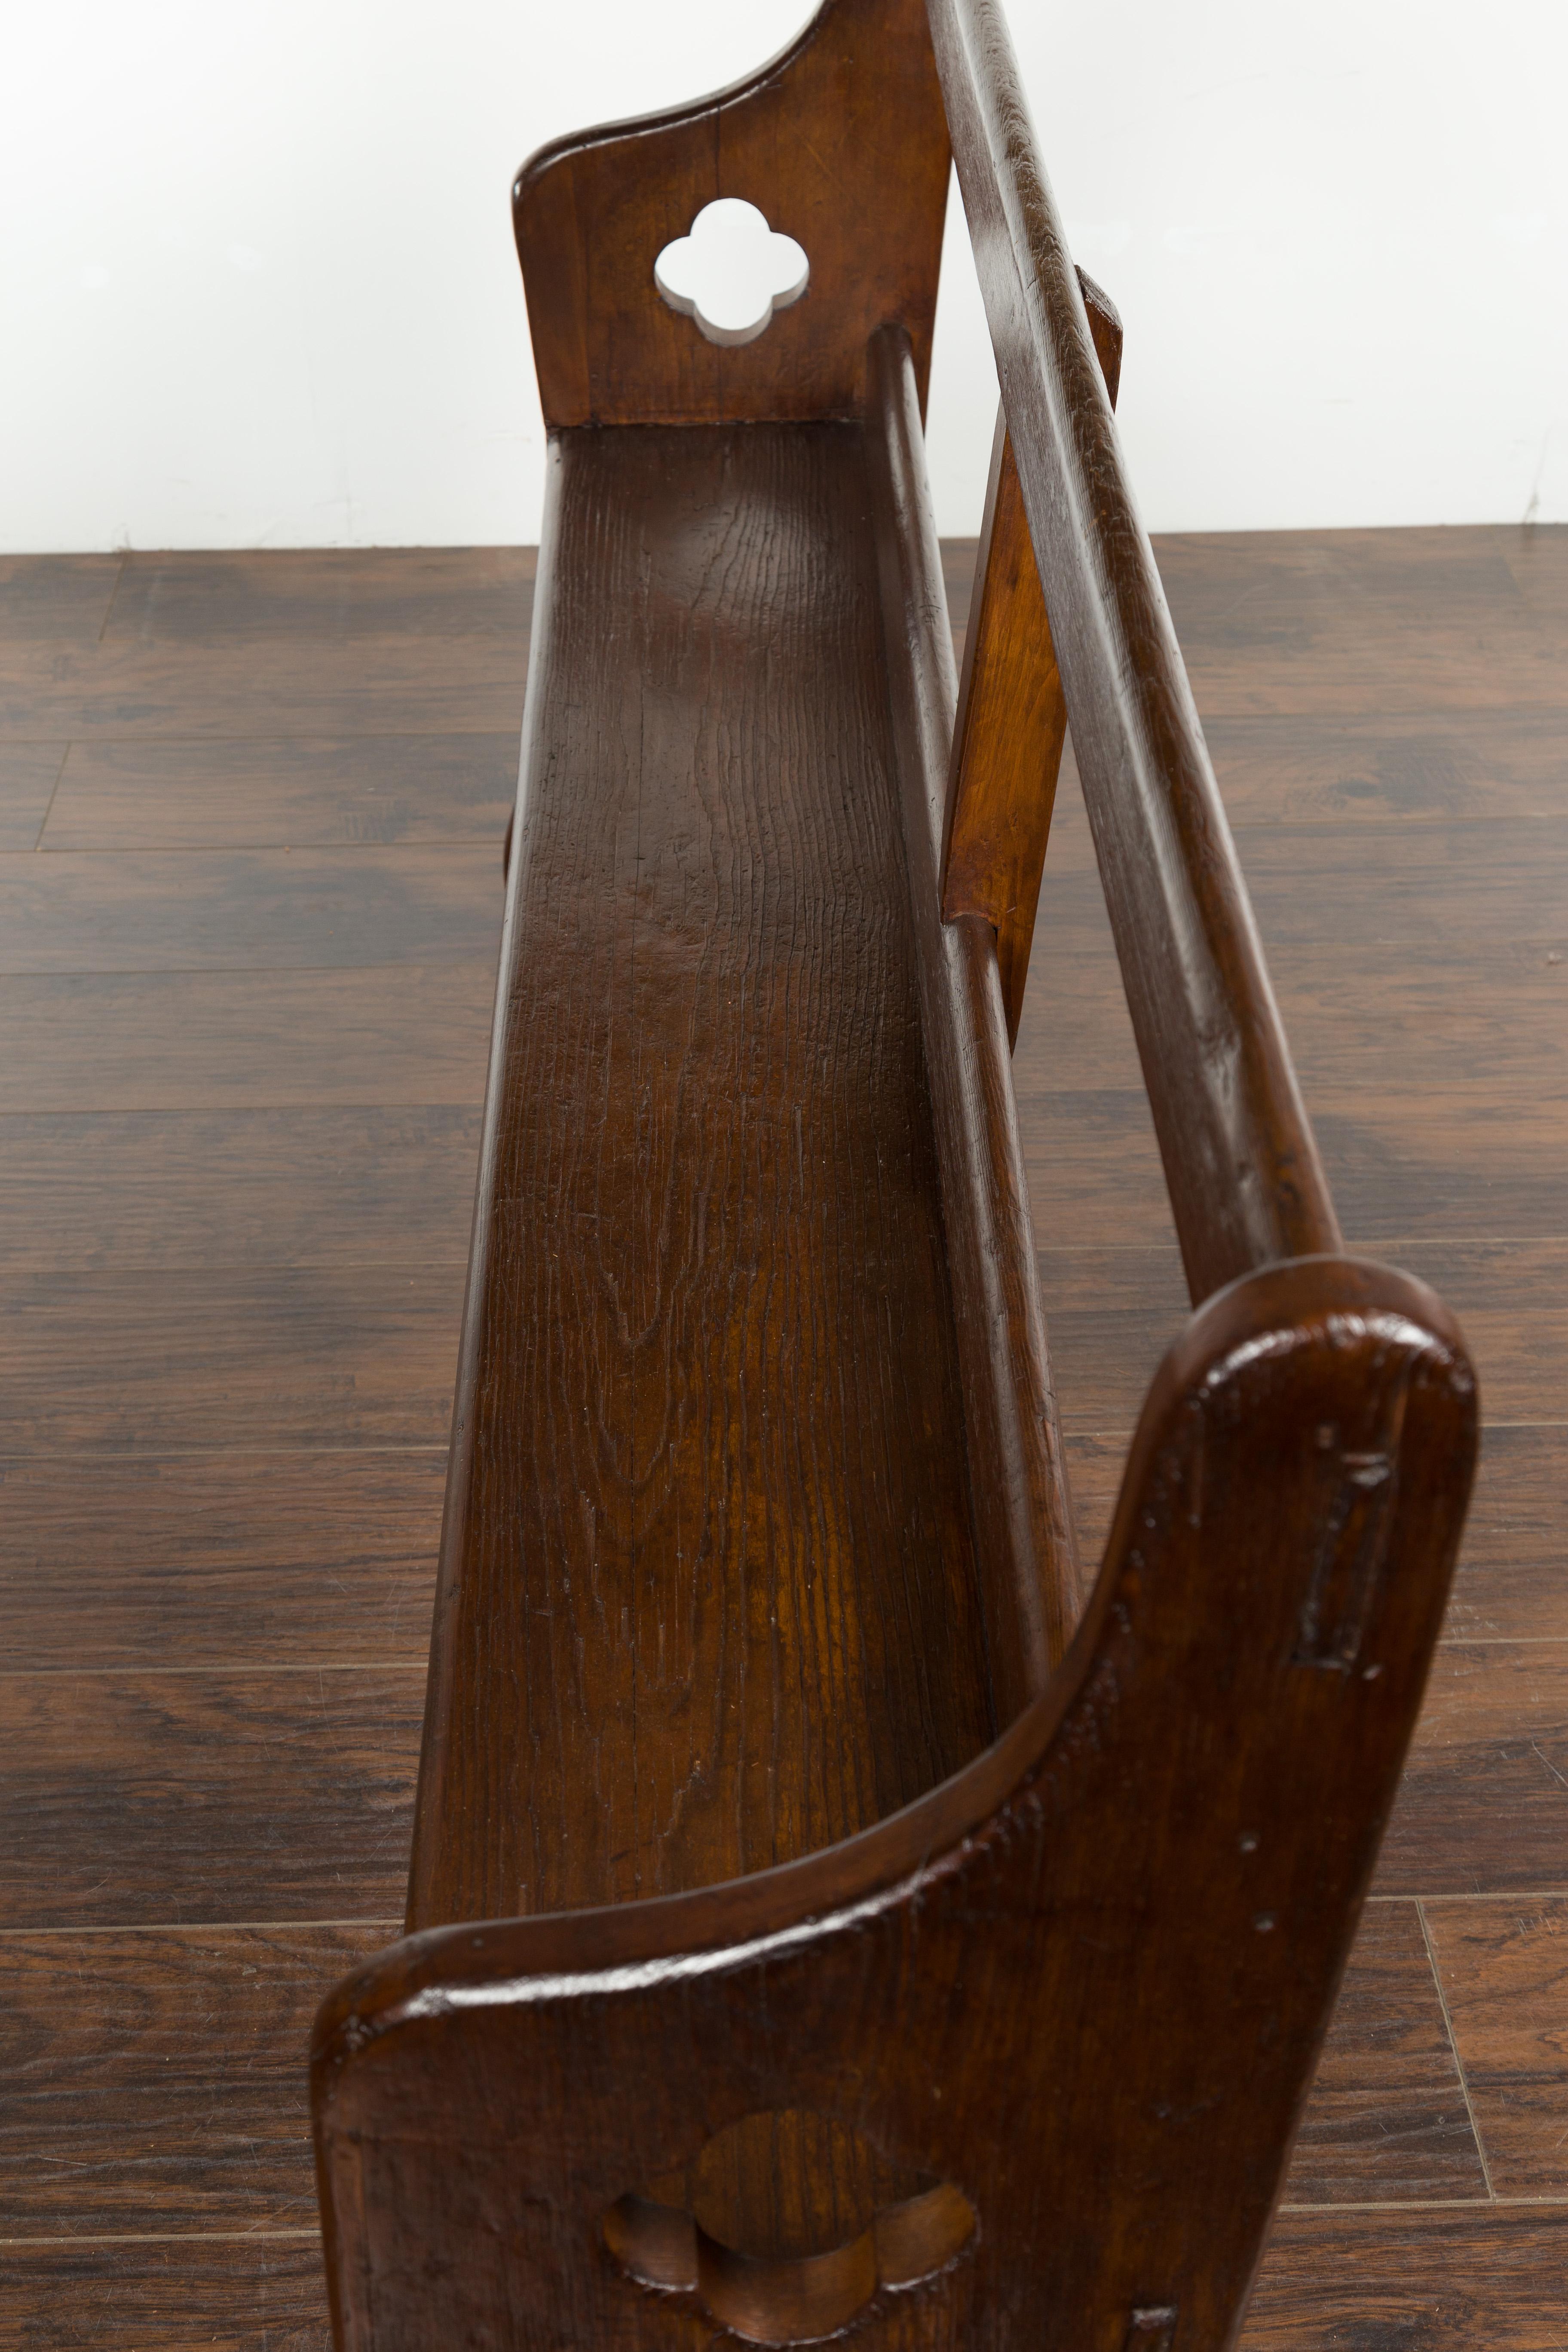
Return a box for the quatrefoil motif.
[654,199,809,347]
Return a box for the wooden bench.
[310,2,1479,2344]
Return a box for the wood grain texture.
[516,0,949,426]
[0,1452,444,1669]
[927,0,1340,1302]
[1158,526,1568,717]
[0,2237,330,2352]
[1282,1901,1486,2205]
[0,741,65,849]
[1033,1239,1567,1439]
[409,421,994,1929]
[0,552,122,642]
[867,325,1080,1713]
[0,1108,478,1272]
[1449,1429,1568,1643]
[1424,1896,1568,2195]
[0,845,498,974]
[1379,1647,1568,1896]
[41,735,518,851]
[0,1268,463,1450]
[0,1926,389,2230]
[1197,706,1568,828]
[0,1672,421,1926]
[0,965,495,1112]
[1240,2207,1568,2349]
[940,275,1121,1045]
[320,1256,1476,2352]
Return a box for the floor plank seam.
[1417,1895,1497,2200]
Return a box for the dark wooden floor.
[0,525,1563,2345]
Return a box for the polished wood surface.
[1,526,1560,2343]
[515,0,949,426]
[941,272,1122,1047]
[927,0,1341,1302]
[406,422,994,1930]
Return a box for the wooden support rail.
[925,0,1341,1302]
[942,270,1121,1047]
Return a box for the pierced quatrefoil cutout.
[603,2107,975,2346]
[654,198,809,347]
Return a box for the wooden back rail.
[311,3,1478,2346]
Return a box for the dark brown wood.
[0,1670,420,1927]
[866,323,1081,1700]
[1242,2207,1568,2349]
[0,741,66,850]
[0,526,1546,2341]
[514,0,949,427]
[40,735,519,851]
[941,273,1122,1047]
[0,1452,445,1668]
[1280,1899,1485,2203]
[406,420,996,1932]
[926,0,1342,1303]
[0,1268,462,1450]
[0,1925,388,2229]
[0,964,495,1111]
[317,1255,1476,2351]
[1423,1895,1568,2194]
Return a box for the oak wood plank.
[101,548,535,647]
[1034,1239,1567,1438]
[1379,1645,1568,1897]
[1015,1083,1568,1255]
[41,734,518,852]
[0,742,66,851]
[410,422,995,1928]
[0,1926,389,2230]
[0,965,495,1113]
[0,1108,478,1271]
[0,1671,421,1925]
[0,2236,329,2351]
[1424,1896,1568,2196]
[1283,1900,1486,2205]
[0,554,123,643]
[0,1452,444,1669]
[0,1268,464,1451]
[0,845,499,974]
[1241,2205,1568,2349]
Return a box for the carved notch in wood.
[602,2107,976,2344]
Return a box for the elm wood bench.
[310,1,1479,2345]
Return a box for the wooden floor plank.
[0,554,123,643]
[0,1108,478,1271]
[0,1925,389,2231]
[1283,1901,1486,2205]
[0,845,500,974]
[0,2236,330,2352]
[1424,1897,1568,2195]
[0,1268,463,1451]
[40,734,518,853]
[0,1452,444,1669]
[1037,1240,1568,1438]
[1240,2206,1568,2349]
[102,548,535,647]
[1450,1429,1568,1644]
[0,965,496,1113]
[1379,1647,1568,1897]
[1200,706,1568,829]
[0,741,66,851]
[0,1672,421,1926]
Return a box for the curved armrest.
[315,1255,1475,2351]
[514,0,950,426]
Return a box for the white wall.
[3,0,1563,551]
